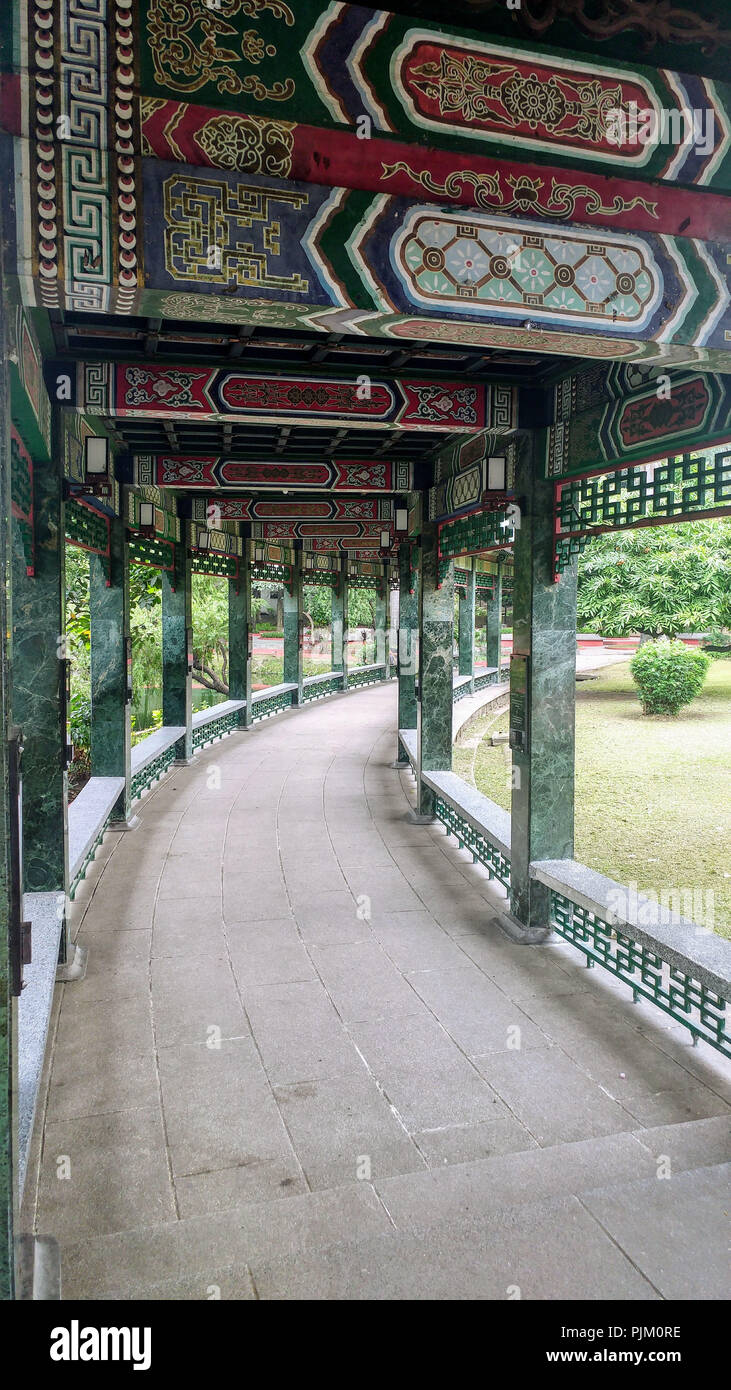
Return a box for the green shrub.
[69,689,92,753]
[630,638,710,716]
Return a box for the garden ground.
[453,659,731,938]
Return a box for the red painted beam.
[140,100,731,243]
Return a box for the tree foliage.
[576,519,731,639]
[64,552,383,734]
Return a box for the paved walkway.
[24,685,729,1299]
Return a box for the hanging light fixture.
[83,435,113,496]
[138,500,156,537]
[486,456,507,493]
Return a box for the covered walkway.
[23,683,729,1300]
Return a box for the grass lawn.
[453,658,731,937]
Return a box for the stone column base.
[56,940,88,982]
[492,912,550,946]
[15,1234,61,1300]
[109,814,140,832]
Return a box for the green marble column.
[11,448,68,904]
[331,560,349,689]
[396,543,418,761]
[283,551,303,703]
[486,561,503,680]
[415,527,454,819]
[0,294,15,1297]
[228,566,251,727]
[510,430,577,935]
[162,539,192,761]
[458,561,476,688]
[89,514,131,821]
[375,572,388,676]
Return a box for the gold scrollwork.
[381,162,658,220]
[194,113,294,176]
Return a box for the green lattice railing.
[131,744,177,800]
[433,795,511,890]
[554,450,731,576]
[192,709,242,750]
[302,676,343,701]
[473,670,499,691]
[548,890,730,1058]
[453,680,472,702]
[347,665,387,688]
[252,689,294,720]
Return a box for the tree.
[190,574,229,693]
[576,518,731,640]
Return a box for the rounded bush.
[630,638,710,716]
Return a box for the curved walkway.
[23,684,729,1299]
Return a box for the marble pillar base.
[492,912,550,946]
[390,758,410,769]
[14,1234,61,1301]
[108,814,140,832]
[406,809,436,825]
[56,941,88,982]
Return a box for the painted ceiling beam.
[19,149,730,372]
[360,0,731,81]
[135,0,731,191]
[4,87,729,241]
[188,496,396,521]
[9,0,731,368]
[544,363,731,479]
[134,109,731,244]
[8,1,730,190]
[67,361,505,433]
[131,455,415,493]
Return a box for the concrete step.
[57,1117,728,1299]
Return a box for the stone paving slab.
[59,1183,391,1299]
[581,1164,730,1300]
[249,1196,659,1302]
[375,1132,658,1233]
[25,683,731,1300]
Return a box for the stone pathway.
[24,685,729,1299]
